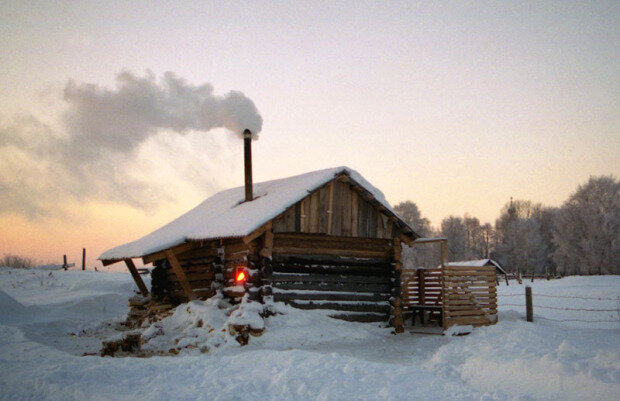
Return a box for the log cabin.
[99,131,420,332]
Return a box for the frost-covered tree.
[493,199,548,274]
[393,201,431,237]
[440,216,469,261]
[393,201,438,268]
[553,176,619,275]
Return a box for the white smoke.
[0,71,263,217]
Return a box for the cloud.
[0,71,263,218]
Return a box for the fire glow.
[235,270,247,284]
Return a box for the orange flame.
[235,271,246,283]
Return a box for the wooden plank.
[165,249,196,300]
[318,187,328,233]
[376,213,384,239]
[124,259,149,296]
[283,206,295,232]
[331,181,342,236]
[294,202,301,232]
[368,206,378,238]
[341,184,352,236]
[300,197,310,232]
[309,191,319,233]
[273,213,287,232]
[326,181,334,235]
[350,190,358,237]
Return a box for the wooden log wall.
[442,265,498,328]
[150,239,250,303]
[272,177,401,240]
[265,233,395,323]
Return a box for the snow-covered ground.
[0,268,618,400]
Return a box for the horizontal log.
[272,263,392,276]
[270,281,391,293]
[270,273,391,284]
[166,272,214,282]
[272,254,393,265]
[286,300,390,313]
[274,291,390,302]
[272,246,390,258]
[275,233,392,246]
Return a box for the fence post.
[63,254,67,270]
[82,248,86,271]
[525,286,533,322]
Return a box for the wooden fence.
[401,265,498,329]
[443,265,497,328]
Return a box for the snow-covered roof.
[445,259,507,274]
[100,166,416,261]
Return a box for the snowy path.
[0,268,618,400]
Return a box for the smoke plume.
[0,71,263,217]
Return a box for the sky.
[0,1,618,269]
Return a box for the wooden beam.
[142,241,201,264]
[164,249,196,300]
[244,221,272,245]
[101,258,122,267]
[124,259,149,297]
[260,226,274,258]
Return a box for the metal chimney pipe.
[243,129,253,202]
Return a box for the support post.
[525,286,533,322]
[124,259,149,297]
[63,254,67,270]
[82,248,86,271]
[391,238,404,333]
[440,239,448,330]
[165,249,196,300]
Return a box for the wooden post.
[531,271,534,283]
[440,239,448,330]
[124,259,149,297]
[391,238,404,333]
[82,248,86,271]
[165,249,196,300]
[525,286,533,322]
[63,254,67,270]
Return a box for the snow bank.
[1,269,618,400]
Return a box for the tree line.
[395,175,619,275]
